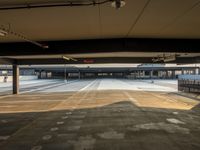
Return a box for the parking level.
[0,79,199,150]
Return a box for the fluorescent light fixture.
[0,29,8,36]
[62,56,77,61]
[163,55,176,62]
[152,54,177,63]
[152,57,163,62]
[62,56,70,60]
[70,57,78,62]
[111,0,126,9]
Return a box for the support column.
[166,71,169,78]
[181,69,184,75]
[78,71,81,79]
[13,64,19,94]
[193,69,196,75]
[39,70,42,79]
[150,70,153,79]
[172,70,176,79]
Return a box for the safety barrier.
[178,75,200,93]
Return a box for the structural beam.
[14,56,200,65]
[13,65,19,94]
[0,58,14,64]
[16,57,154,65]
[0,38,200,57]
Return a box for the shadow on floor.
[0,99,200,150]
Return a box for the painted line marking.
[124,91,140,105]
[79,79,97,91]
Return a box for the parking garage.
[0,0,200,150]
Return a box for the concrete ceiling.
[0,0,200,43]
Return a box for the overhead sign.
[83,59,94,64]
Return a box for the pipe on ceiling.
[0,0,113,10]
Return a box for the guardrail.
[178,75,200,93]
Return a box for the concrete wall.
[0,75,38,82]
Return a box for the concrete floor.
[0,80,68,95]
[0,79,200,150]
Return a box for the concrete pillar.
[193,69,196,75]
[195,68,199,75]
[13,65,19,94]
[78,71,81,79]
[64,68,67,82]
[139,71,141,78]
[181,69,184,75]
[150,70,153,79]
[143,71,145,78]
[172,70,175,79]
[166,71,169,78]
[39,71,42,79]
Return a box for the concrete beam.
[0,38,200,57]
[0,58,14,64]
[13,65,19,94]
[14,56,200,65]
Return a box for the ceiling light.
[62,56,77,61]
[62,56,70,61]
[111,0,126,9]
[152,54,179,63]
[163,55,176,62]
[0,29,8,36]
